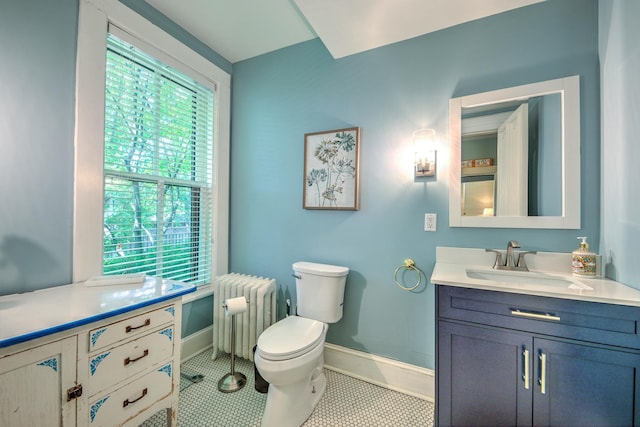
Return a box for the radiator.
[212,273,277,361]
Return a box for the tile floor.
[141,348,434,426]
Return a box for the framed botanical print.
[303,127,360,210]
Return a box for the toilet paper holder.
[222,296,250,315]
[218,296,248,393]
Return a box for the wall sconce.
[413,129,436,177]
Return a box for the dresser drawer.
[87,361,173,427]
[86,326,174,397]
[88,305,176,351]
[437,285,640,349]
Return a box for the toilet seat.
[257,316,325,361]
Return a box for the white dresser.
[0,277,195,427]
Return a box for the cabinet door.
[0,337,77,427]
[438,321,533,427]
[533,338,640,427]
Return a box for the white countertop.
[0,276,196,348]
[431,247,640,307]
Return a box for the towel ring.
[394,259,423,291]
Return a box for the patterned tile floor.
[141,348,434,426]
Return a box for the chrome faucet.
[486,241,537,271]
[505,240,520,267]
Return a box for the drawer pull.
[523,348,530,390]
[124,349,149,366]
[511,309,560,322]
[539,352,547,394]
[123,387,148,408]
[126,318,151,333]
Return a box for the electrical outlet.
[425,213,437,231]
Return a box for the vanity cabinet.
[0,278,194,427]
[1,302,181,427]
[80,304,179,426]
[436,285,640,427]
[0,337,78,426]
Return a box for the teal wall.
[599,0,640,290]
[230,0,600,368]
[0,0,77,294]
[462,135,497,162]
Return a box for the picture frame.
[303,127,360,210]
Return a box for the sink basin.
[465,268,593,291]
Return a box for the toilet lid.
[257,316,325,361]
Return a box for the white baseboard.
[323,343,434,402]
[181,325,213,362]
[179,328,435,401]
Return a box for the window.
[74,0,230,288]
[102,34,213,285]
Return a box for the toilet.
[254,261,349,427]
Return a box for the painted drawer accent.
[90,328,107,347]
[36,357,58,373]
[90,396,109,423]
[89,352,110,376]
[88,362,173,426]
[159,327,173,341]
[88,305,174,352]
[86,327,174,397]
[158,364,172,378]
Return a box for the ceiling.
[145,0,545,63]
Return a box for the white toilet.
[254,261,349,427]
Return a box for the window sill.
[182,283,213,305]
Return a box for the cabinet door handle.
[539,352,547,394]
[124,349,149,366]
[511,309,560,322]
[123,387,148,407]
[523,348,530,390]
[126,318,151,333]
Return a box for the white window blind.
[102,32,214,286]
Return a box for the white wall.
[599,0,640,289]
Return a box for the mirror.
[449,76,580,229]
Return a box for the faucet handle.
[485,249,503,269]
[516,251,537,270]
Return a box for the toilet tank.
[293,261,349,323]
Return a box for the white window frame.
[73,0,230,293]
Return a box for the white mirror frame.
[449,75,580,229]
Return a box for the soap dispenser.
[572,236,597,278]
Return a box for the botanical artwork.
[303,127,360,210]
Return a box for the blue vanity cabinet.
[438,320,532,426]
[436,285,640,427]
[532,337,640,426]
